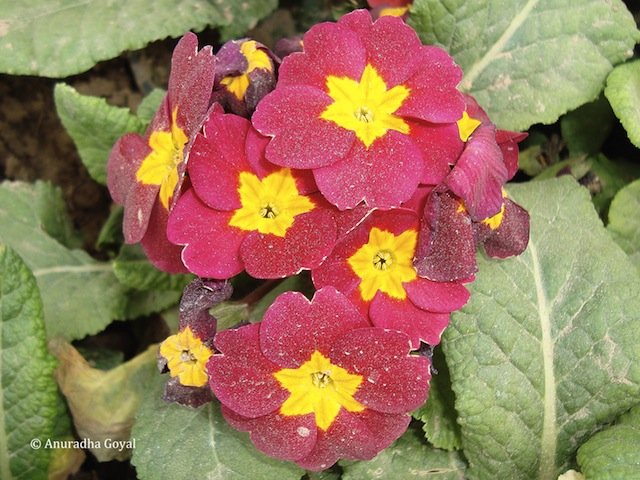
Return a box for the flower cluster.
[109,8,529,471]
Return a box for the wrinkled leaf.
[576,405,640,480]
[0,245,59,480]
[605,59,640,149]
[560,96,615,156]
[607,178,640,272]
[0,181,130,340]
[412,347,462,450]
[50,339,157,461]
[409,0,639,130]
[0,0,277,77]
[444,177,640,479]
[131,373,304,480]
[54,83,146,185]
[47,395,84,480]
[341,427,467,480]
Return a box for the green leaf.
[443,177,640,479]
[0,181,129,340]
[0,245,59,480]
[412,347,462,450]
[136,88,166,126]
[341,427,467,479]
[0,0,277,77]
[131,373,304,480]
[409,0,640,131]
[560,96,615,156]
[607,179,640,272]
[577,405,640,480]
[605,59,640,149]
[113,244,192,291]
[54,83,146,185]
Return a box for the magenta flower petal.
[167,188,245,279]
[209,324,287,418]
[370,293,451,347]
[330,328,430,413]
[221,406,318,462]
[254,85,355,169]
[260,288,370,368]
[313,131,424,209]
[140,200,189,273]
[411,121,464,185]
[404,278,470,313]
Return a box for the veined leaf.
[131,374,304,480]
[0,0,277,77]
[607,178,640,272]
[605,59,640,149]
[0,245,59,480]
[444,177,640,479]
[409,0,639,131]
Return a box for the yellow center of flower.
[228,168,315,237]
[481,202,506,230]
[136,108,188,210]
[273,350,365,431]
[379,6,410,17]
[220,41,273,101]
[457,111,482,142]
[320,64,410,148]
[348,227,418,302]
[159,326,212,387]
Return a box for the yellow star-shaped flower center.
[228,168,315,237]
[136,108,188,209]
[273,350,365,431]
[456,110,481,142]
[159,326,212,387]
[348,227,418,301]
[320,64,410,148]
[220,40,273,101]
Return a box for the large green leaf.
[131,374,304,480]
[444,177,640,479]
[409,0,639,131]
[0,0,277,77]
[54,83,146,185]
[0,181,127,340]
[605,60,640,149]
[341,428,467,480]
[0,245,59,480]
[607,178,640,272]
[576,405,640,479]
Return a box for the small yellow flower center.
[379,6,410,17]
[159,326,212,387]
[228,168,315,237]
[457,111,482,142]
[348,227,418,302]
[481,202,506,230]
[273,351,365,431]
[320,63,410,148]
[136,108,188,210]
[220,40,273,101]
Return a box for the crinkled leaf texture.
[113,244,192,291]
[341,427,466,479]
[131,374,303,480]
[0,245,59,480]
[54,83,146,185]
[607,179,640,273]
[0,0,277,77]
[577,405,640,480]
[0,181,167,340]
[605,59,640,149]
[443,177,640,479]
[409,0,639,131]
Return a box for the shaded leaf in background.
[412,347,462,450]
[605,59,640,149]
[0,181,129,340]
[131,374,304,480]
[54,83,146,185]
[607,178,640,272]
[560,95,615,156]
[341,427,466,480]
[443,177,640,479]
[50,339,157,461]
[114,244,192,292]
[0,245,59,480]
[409,0,639,131]
[136,88,166,125]
[0,0,277,77]
[576,405,640,479]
